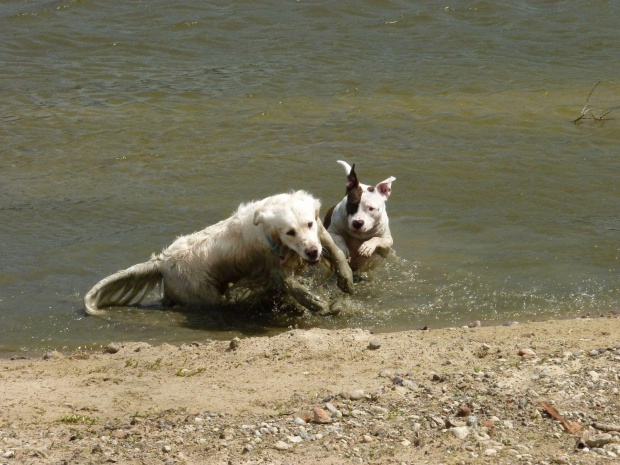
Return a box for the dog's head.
[339,161,395,235]
[253,191,322,265]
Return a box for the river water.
[1,0,619,355]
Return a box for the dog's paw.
[358,242,376,257]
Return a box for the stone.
[368,338,382,350]
[274,441,292,450]
[585,433,614,448]
[312,408,332,424]
[518,348,536,358]
[104,343,121,354]
[350,389,365,400]
[456,405,471,417]
[362,435,373,443]
[451,426,469,440]
[229,337,241,350]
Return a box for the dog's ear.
[253,207,271,226]
[376,176,396,199]
[314,198,321,220]
[346,163,359,192]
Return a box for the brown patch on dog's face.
[346,186,362,216]
[345,163,362,216]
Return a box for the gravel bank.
[1,315,619,464]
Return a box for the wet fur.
[85,191,352,315]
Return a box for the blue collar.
[265,233,282,257]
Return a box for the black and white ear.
[337,160,359,192]
[376,176,396,199]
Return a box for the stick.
[540,401,582,434]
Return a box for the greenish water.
[1,0,619,355]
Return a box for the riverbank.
[1,315,619,464]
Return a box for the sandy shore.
[1,315,619,464]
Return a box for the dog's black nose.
[352,220,364,230]
[305,247,319,261]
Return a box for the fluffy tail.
[84,260,162,315]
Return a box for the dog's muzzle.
[305,246,320,264]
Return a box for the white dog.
[85,191,353,316]
[324,161,395,271]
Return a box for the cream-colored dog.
[85,191,352,315]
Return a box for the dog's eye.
[286,229,296,237]
[307,222,313,228]
[368,207,375,212]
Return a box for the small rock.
[503,321,519,326]
[274,440,292,451]
[368,338,382,350]
[294,417,306,425]
[3,450,15,458]
[229,337,241,350]
[162,445,172,453]
[485,448,498,456]
[349,389,365,400]
[242,445,253,453]
[312,408,332,424]
[401,439,411,446]
[451,426,469,440]
[468,320,481,328]
[362,435,373,443]
[325,402,338,414]
[518,348,536,358]
[104,343,121,354]
[456,405,471,417]
[585,433,614,448]
[466,415,478,427]
[43,351,60,360]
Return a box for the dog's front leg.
[318,220,354,294]
[359,235,393,258]
[269,268,333,315]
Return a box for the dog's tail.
[337,160,352,174]
[84,259,162,315]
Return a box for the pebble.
[274,440,292,450]
[451,426,469,440]
[349,389,365,400]
[229,337,241,351]
[518,348,536,358]
[368,338,382,350]
[485,448,498,456]
[312,408,332,424]
[104,343,121,354]
[456,405,471,417]
[362,435,373,443]
[3,450,15,458]
[162,445,172,453]
[585,433,614,448]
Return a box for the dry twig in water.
[573,80,614,124]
